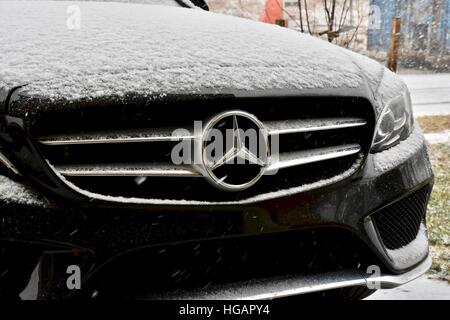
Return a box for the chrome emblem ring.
[201,110,269,192]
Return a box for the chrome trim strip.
[0,150,20,175]
[363,216,392,264]
[367,256,431,289]
[38,117,366,146]
[265,117,367,135]
[267,144,361,172]
[55,164,201,177]
[45,158,362,205]
[148,256,431,300]
[54,144,360,178]
[38,128,195,145]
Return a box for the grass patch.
[417,115,450,133]
[426,143,450,282]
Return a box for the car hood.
[0,1,390,115]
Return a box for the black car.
[0,0,434,300]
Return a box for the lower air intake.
[372,185,432,250]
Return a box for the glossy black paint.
[0,84,434,299]
[3,83,377,207]
[0,137,433,299]
[0,0,433,300]
[188,0,209,10]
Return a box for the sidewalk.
[400,73,450,117]
[367,276,450,300]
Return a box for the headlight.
[371,89,414,152]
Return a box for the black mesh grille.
[372,185,432,250]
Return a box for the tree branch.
[297,0,304,33]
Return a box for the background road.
[367,276,450,300]
[401,73,450,116]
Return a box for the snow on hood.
[0,1,385,105]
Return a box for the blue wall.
[368,0,450,51]
[445,0,450,48]
[368,0,400,49]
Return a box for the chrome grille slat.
[37,117,366,146]
[38,127,195,145]
[265,117,367,135]
[52,144,361,177]
[267,144,361,173]
[55,163,200,177]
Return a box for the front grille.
[372,185,432,250]
[33,95,375,203]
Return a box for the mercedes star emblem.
[201,110,269,192]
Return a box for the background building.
[369,0,450,52]
[208,0,450,69]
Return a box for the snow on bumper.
[0,175,47,207]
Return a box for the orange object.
[259,0,285,25]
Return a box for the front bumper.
[0,125,434,299]
[150,256,433,300]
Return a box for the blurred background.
[209,0,450,70]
